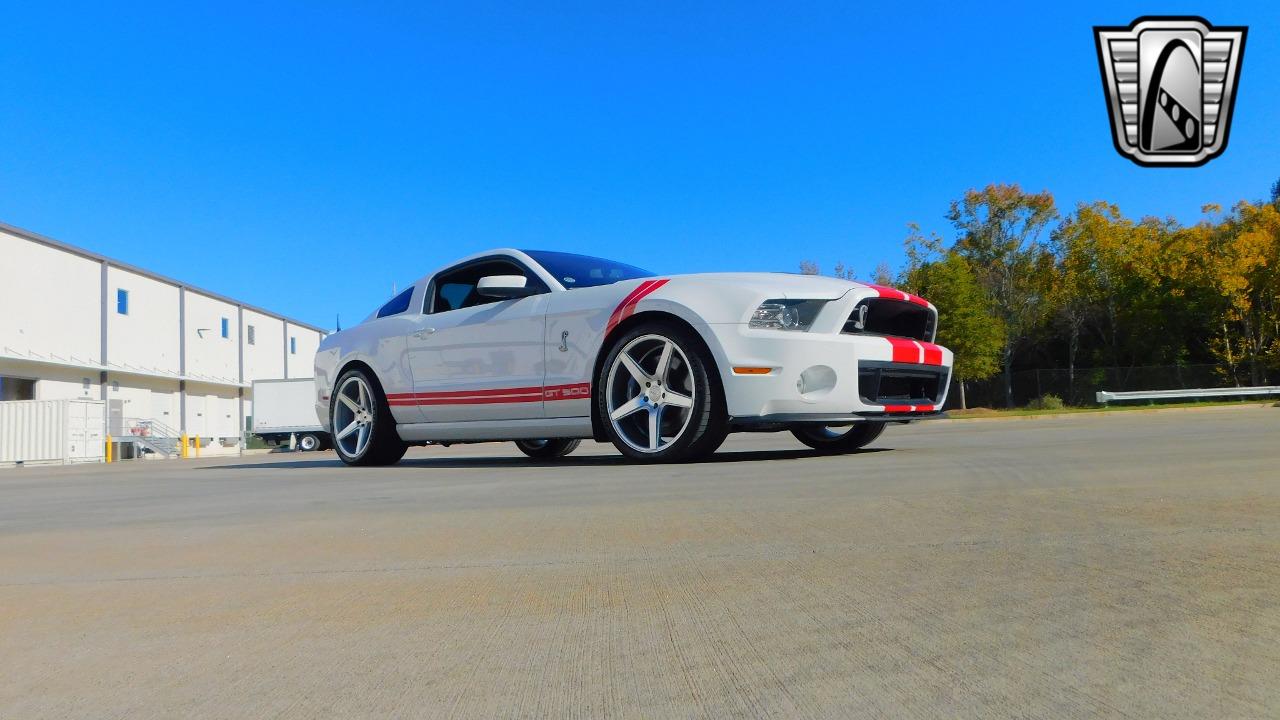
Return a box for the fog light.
[797,365,837,400]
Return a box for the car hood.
[663,272,868,301]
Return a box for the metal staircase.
[115,417,182,459]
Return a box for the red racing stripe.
[886,337,922,364]
[870,282,932,308]
[868,283,907,301]
[919,342,944,366]
[881,404,937,413]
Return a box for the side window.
[430,260,541,313]
[376,286,415,318]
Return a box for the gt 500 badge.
[1094,16,1246,167]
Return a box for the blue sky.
[1,1,1276,329]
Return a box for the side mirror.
[476,275,536,299]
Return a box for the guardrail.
[1096,386,1280,404]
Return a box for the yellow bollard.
[195,435,202,458]
[105,436,113,463]
[180,434,189,459]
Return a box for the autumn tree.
[901,226,1005,409]
[948,184,1058,406]
[1201,202,1280,384]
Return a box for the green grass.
[947,398,1276,419]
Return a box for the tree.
[1050,202,1131,399]
[797,260,856,280]
[902,242,1005,409]
[947,184,1058,406]
[1200,202,1280,385]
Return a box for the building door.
[108,399,125,437]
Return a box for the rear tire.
[298,433,321,452]
[597,322,727,463]
[791,422,886,454]
[330,368,408,466]
[514,438,581,459]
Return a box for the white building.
[0,221,326,456]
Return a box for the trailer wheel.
[298,433,321,452]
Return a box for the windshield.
[523,250,654,289]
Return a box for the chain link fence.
[948,364,1258,409]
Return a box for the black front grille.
[858,361,946,405]
[844,299,934,341]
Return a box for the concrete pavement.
[2,406,1277,718]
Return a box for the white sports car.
[315,249,952,465]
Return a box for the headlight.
[749,299,826,331]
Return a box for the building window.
[0,376,36,401]
[290,337,297,354]
[116,289,129,315]
[221,318,229,339]
[247,325,256,345]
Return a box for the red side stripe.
[415,386,544,399]
[604,280,656,336]
[619,278,667,324]
[387,383,593,406]
[605,278,669,336]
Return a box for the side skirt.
[396,417,593,443]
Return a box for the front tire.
[330,369,408,466]
[514,439,581,459]
[791,422,886,454]
[597,322,727,463]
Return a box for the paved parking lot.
[2,406,1278,719]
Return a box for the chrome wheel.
[333,375,375,458]
[605,334,696,453]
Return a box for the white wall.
[286,324,321,379]
[184,382,239,439]
[242,309,285,381]
[107,266,181,375]
[2,226,326,447]
[183,291,240,383]
[106,377,180,426]
[0,361,100,401]
[0,229,101,364]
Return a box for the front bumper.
[702,324,953,421]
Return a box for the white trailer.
[251,378,329,451]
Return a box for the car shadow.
[205,447,891,471]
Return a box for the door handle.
[413,328,436,339]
